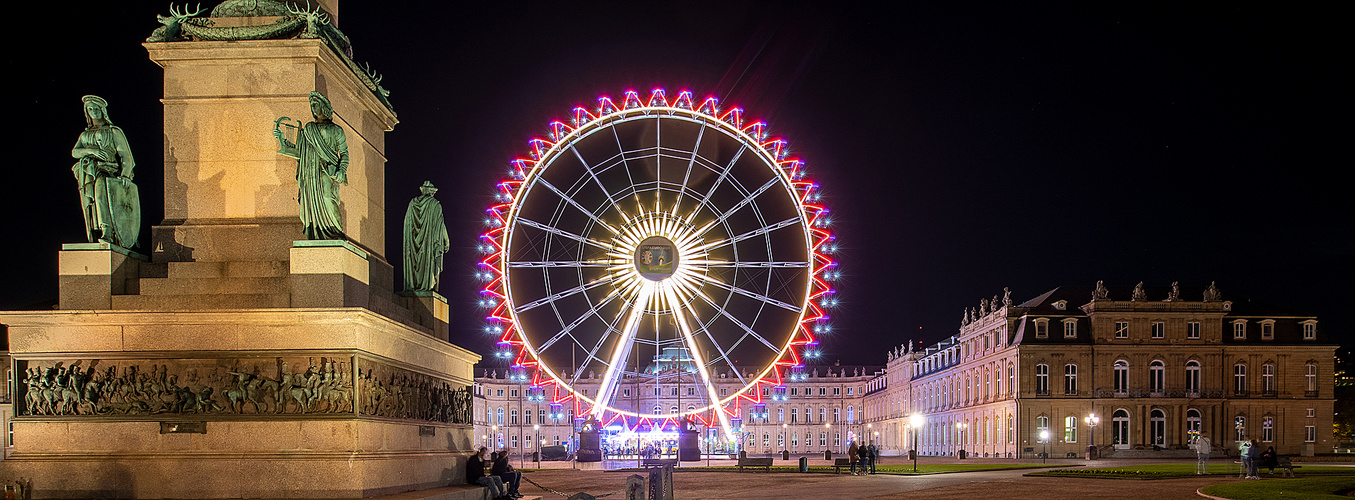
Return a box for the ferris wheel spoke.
[695,216,803,253]
[570,292,630,388]
[571,145,630,219]
[694,145,746,211]
[669,122,706,215]
[690,290,781,353]
[697,274,802,312]
[693,176,783,237]
[537,178,621,235]
[700,261,809,269]
[515,218,613,251]
[536,291,624,352]
[508,260,612,269]
[593,282,655,417]
[514,276,613,313]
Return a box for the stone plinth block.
[146,39,397,260]
[401,290,450,341]
[290,239,370,308]
[58,242,147,310]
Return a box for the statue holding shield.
[71,95,140,248]
[274,91,349,240]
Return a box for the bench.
[832,458,855,474]
[640,458,677,468]
[1276,457,1300,477]
[737,457,774,472]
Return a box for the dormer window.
[1260,320,1275,340]
[1302,320,1318,340]
[1052,300,1067,310]
[1062,318,1077,338]
[1222,301,1233,311]
[1232,320,1247,340]
[1034,318,1049,339]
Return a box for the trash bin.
[957,449,966,460]
[799,456,808,473]
[908,450,916,460]
[824,450,832,461]
[782,450,790,460]
[739,450,747,459]
[1085,445,1097,460]
[532,451,539,462]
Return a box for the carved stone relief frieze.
[356,358,472,425]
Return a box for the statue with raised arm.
[402,181,450,292]
[274,91,349,240]
[71,95,141,248]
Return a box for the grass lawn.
[1200,477,1355,500]
[1028,462,1355,480]
[606,463,1057,475]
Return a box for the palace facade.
[473,282,1336,458]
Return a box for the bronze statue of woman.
[71,95,140,248]
[274,91,349,240]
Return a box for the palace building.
[472,282,1336,458]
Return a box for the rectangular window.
[847,387,854,395]
[1115,321,1130,339]
[1151,322,1165,339]
[1234,322,1246,339]
[688,387,696,396]
[1305,426,1316,442]
[511,435,518,449]
[1262,417,1274,442]
[1261,322,1274,340]
[1064,364,1077,395]
[1035,321,1048,339]
[833,387,841,396]
[721,388,727,396]
[510,389,518,398]
[525,409,532,425]
[1064,321,1077,339]
[1304,323,1317,340]
[790,388,798,396]
[1035,364,1049,395]
[655,387,661,396]
[820,432,827,446]
[496,389,503,397]
[1307,364,1318,393]
[1234,364,1248,394]
[1187,322,1201,339]
[510,409,518,425]
[671,387,679,396]
[819,387,827,396]
[791,408,798,423]
[1307,408,1316,418]
[1064,416,1077,443]
[623,388,630,398]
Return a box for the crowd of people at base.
[846,442,879,475]
[466,447,523,500]
[1193,431,1281,479]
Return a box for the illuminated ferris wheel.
[478,89,838,439]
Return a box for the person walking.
[847,441,861,475]
[1193,432,1212,475]
[1237,439,1251,478]
[1245,439,1261,479]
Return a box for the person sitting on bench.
[492,448,523,498]
[468,447,509,500]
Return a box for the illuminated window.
[1064,364,1077,395]
[1307,363,1318,393]
[1262,417,1274,442]
[1235,416,1246,441]
[1064,416,1077,443]
[1115,321,1129,339]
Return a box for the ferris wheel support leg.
[663,286,737,443]
[593,282,654,420]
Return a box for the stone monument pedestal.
[58,242,147,310]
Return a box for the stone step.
[111,292,290,310]
[364,485,535,500]
[137,276,290,296]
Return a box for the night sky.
[4,2,1349,367]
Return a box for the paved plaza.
[502,457,1355,500]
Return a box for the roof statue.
[1203,281,1222,302]
[273,91,349,240]
[146,1,393,114]
[1165,281,1181,302]
[1093,280,1110,300]
[71,95,141,249]
[402,181,450,292]
[979,297,989,315]
[961,308,969,326]
[1131,281,1147,301]
[1002,287,1012,307]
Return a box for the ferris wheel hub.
[634,236,679,281]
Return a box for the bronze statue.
[403,181,450,292]
[274,91,349,240]
[71,95,141,248]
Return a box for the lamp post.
[824,422,831,454]
[534,424,540,467]
[1039,430,1050,464]
[909,414,925,472]
[956,421,968,458]
[1084,413,1100,460]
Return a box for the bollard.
[739,450,747,460]
[648,464,674,500]
[824,450,832,461]
[782,450,790,460]
[799,456,808,473]
[625,474,646,500]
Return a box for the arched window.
[1064,415,1078,443]
[1186,361,1201,396]
[777,408,784,423]
[496,408,504,425]
[1112,409,1130,447]
[1114,360,1130,395]
[1150,409,1166,446]
[965,376,971,403]
[654,405,662,415]
[1234,415,1247,441]
[791,408,798,423]
[1186,409,1202,443]
[1008,363,1015,395]
[1149,360,1165,395]
[1234,363,1248,396]
[985,369,992,399]
[847,406,855,423]
[1007,413,1014,443]
[1262,416,1274,442]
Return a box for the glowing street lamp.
[1039,430,1050,464]
[909,414,925,472]
[956,421,968,459]
[1084,413,1100,460]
